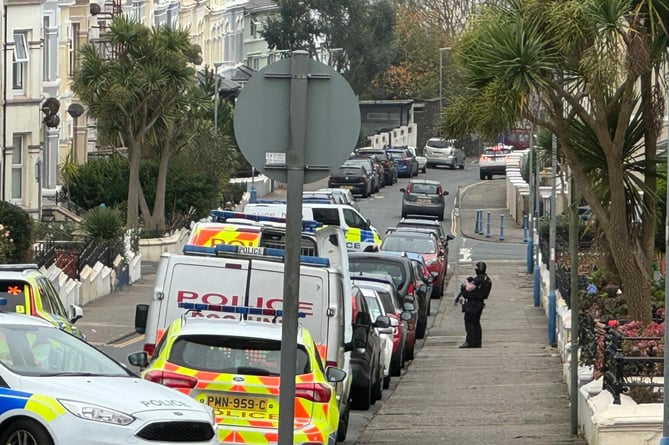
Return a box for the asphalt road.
[97,159,524,444]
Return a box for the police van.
[243,202,381,252]
[134,220,354,440]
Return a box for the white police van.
[243,202,381,252]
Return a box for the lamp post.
[439,47,451,128]
[659,53,669,445]
[67,103,84,164]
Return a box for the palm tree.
[442,0,669,322]
[71,17,202,229]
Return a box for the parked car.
[407,146,427,173]
[0,264,84,339]
[129,311,346,444]
[380,228,447,301]
[344,158,380,193]
[396,217,449,247]
[360,287,394,390]
[349,252,424,348]
[328,164,373,197]
[386,146,419,178]
[350,285,389,410]
[424,137,466,169]
[303,190,343,204]
[400,179,449,221]
[351,273,415,379]
[0,309,217,445]
[317,188,360,210]
[479,144,513,180]
[355,148,398,185]
[350,155,386,188]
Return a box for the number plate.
[340,185,353,189]
[207,394,269,412]
[418,198,431,203]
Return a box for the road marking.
[114,335,145,348]
[451,207,457,234]
[459,247,472,263]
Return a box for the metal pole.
[214,75,220,131]
[527,125,535,273]
[35,158,42,221]
[659,57,669,445]
[439,50,443,113]
[569,171,579,435]
[548,133,557,346]
[534,131,542,306]
[499,214,505,241]
[278,50,308,445]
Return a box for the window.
[343,208,369,230]
[12,32,27,90]
[11,134,23,200]
[37,278,68,319]
[69,23,80,76]
[311,208,340,226]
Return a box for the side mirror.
[375,315,391,329]
[446,234,455,242]
[355,311,372,328]
[135,304,149,335]
[403,295,415,305]
[403,301,415,312]
[400,311,413,321]
[399,188,406,193]
[127,351,150,369]
[325,366,347,383]
[443,191,449,196]
[68,304,83,324]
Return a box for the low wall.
[138,228,190,262]
[367,123,418,148]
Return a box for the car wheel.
[438,212,444,221]
[479,172,486,180]
[487,174,493,180]
[372,366,382,403]
[412,167,418,177]
[383,374,391,389]
[390,349,402,376]
[431,278,443,299]
[375,181,380,193]
[406,342,415,361]
[0,419,54,445]
[421,165,427,173]
[459,159,465,169]
[336,401,350,442]
[351,380,372,410]
[416,314,427,339]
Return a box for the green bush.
[0,201,33,263]
[82,206,125,241]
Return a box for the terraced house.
[0,0,284,219]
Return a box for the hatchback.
[349,252,424,350]
[424,137,466,169]
[328,164,372,197]
[344,158,380,192]
[360,287,394,389]
[355,149,398,185]
[479,144,512,180]
[400,179,449,221]
[386,147,419,178]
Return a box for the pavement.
[77,179,587,444]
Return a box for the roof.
[177,317,308,344]
[398,218,441,226]
[0,311,53,327]
[245,0,278,12]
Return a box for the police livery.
[0,304,216,445]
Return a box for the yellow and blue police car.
[0,299,217,445]
[129,304,347,445]
[0,264,84,339]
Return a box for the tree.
[71,17,202,229]
[442,0,669,322]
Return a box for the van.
[134,226,354,440]
[244,202,381,252]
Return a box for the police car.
[0,264,84,339]
[129,304,347,445]
[0,300,216,445]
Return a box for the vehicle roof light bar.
[183,244,330,267]
[209,210,322,233]
[178,302,306,318]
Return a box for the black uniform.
[459,261,492,348]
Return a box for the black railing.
[33,238,124,280]
[602,328,664,404]
[578,313,598,368]
[555,265,589,301]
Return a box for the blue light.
[178,302,306,318]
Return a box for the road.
[97,159,523,444]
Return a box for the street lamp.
[439,47,451,118]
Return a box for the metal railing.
[601,327,664,404]
[33,238,124,280]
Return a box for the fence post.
[474,209,480,234]
[499,214,505,240]
[485,212,491,238]
[523,214,529,242]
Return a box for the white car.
[0,306,216,445]
[360,287,394,390]
[407,146,427,173]
[424,137,466,169]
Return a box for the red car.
[352,274,416,376]
[380,228,446,299]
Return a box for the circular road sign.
[233,57,361,184]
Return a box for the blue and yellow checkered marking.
[0,388,66,422]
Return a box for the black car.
[349,252,426,349]
[344,158,380,193]
[355,149,398,185]
[349,285,389,410]
[328,165,372,197]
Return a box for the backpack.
[480,274,492,299]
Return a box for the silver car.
[424,137,466,169]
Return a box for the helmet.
[475,261,487,274]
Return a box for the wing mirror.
[127,351,150,370]
[443,191,450,196]
[68,304,83,324]
[399,188,406,193]
[400,310,413,321]
[375,315,391,329]
[403,301,415,312]
[325,367,347,383]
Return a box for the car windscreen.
[484,149,512,156]
[409,183,438,194]
[381,236,436,254]
[0,280,28,313]
[375,291,399,313]
[0,324,131,377]
[397,223,443,237]
[349,260,406,288]
[168,335,310,376]
[336,167,364,176]
[386,150,407,158]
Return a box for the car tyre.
[431,278,444,299]
[336,402,350,442]
[372,366,383,403]
[351,379,372,410]
[0,419,54,445]
[407,342,415,361]
[479,172,486,180]
[459,159,465,169]
[421,165,427,173]
[438,212,444,221]
[383,374,391,389]
[416,315,426,339]
[390,349,403,376]
[487,174,493,180]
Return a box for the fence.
[33,238,125,281]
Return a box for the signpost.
[233,50,360,444]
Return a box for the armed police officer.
[456,261,492,348]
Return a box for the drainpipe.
[1,5,7,200]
